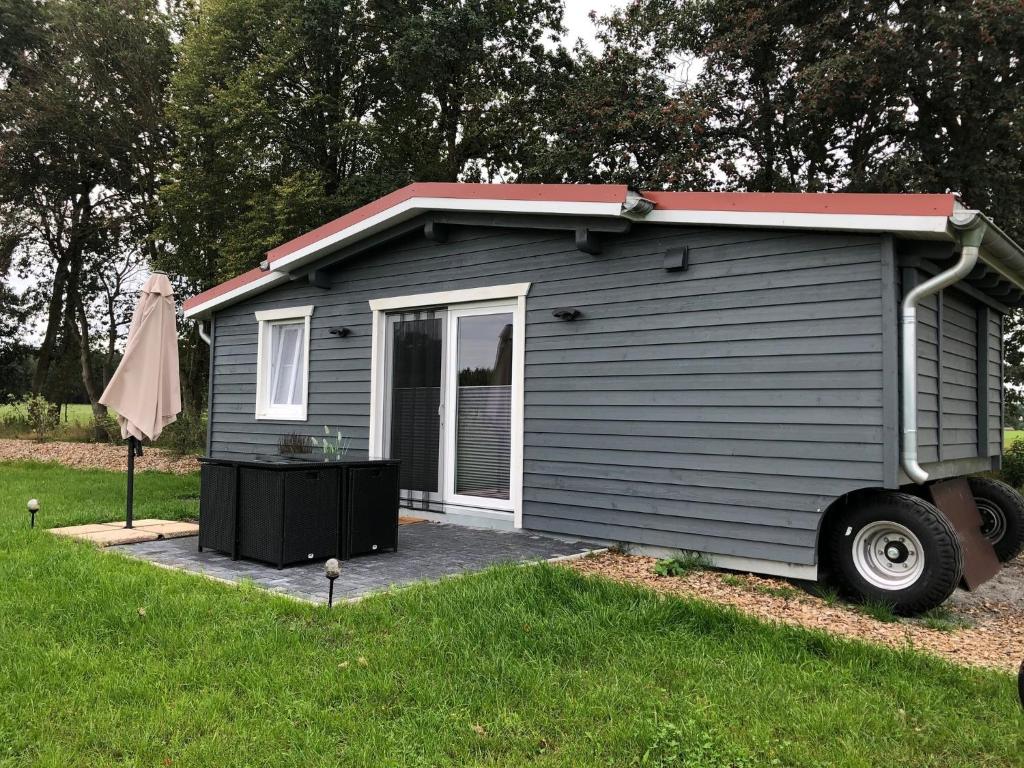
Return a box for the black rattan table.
[198,457,400,568]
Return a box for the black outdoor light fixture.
[325,558,341,606]
[329,327,351,338]
[27,498,38,528]
[552,308,582,321]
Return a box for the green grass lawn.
[0,402,97,425]
[1006,429,1024,448]
[0,461,1021,767]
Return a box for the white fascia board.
[643,210,953,238]
[267,197,625,273]
[183,271,289,320]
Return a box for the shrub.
[8,395,62,442]
[90,413,122,443]
[158,410,207,456]
[1000,439,1024,489]
[653,551,709,577]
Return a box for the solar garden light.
[325,558,341,607]
[27,499,39,528]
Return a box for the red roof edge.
[641,191,957,217]
[182,266,267,312]
[265,182,629,263]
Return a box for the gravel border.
[0,438,199,474]
[567,551,1024,673]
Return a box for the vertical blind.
[455,315,512,499]
[389,314,443,496]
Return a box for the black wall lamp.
[552,308,582,321]
[329,327,351,338]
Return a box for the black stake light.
[27,498,38,528]
[325,558,341,606]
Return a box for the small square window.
[255,306,313,420]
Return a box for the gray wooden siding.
[987,310,1004,457]
[210,223,890,567]
[909,272,1003,466]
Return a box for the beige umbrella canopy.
[100,273,182,442]
[99,273,182,528]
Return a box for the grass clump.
[753,583,801,600]
[918,607,973,633]
[808,583,841,605]
[857,599,900,624]
[653,552,709,577]
[720,573,746,588]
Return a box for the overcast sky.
[563,0,609,49]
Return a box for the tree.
[0,0,173,429]
[158,0,571,284]
[516,6,711,189]
[606,0,1024,401]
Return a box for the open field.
[0,460,1021,767]
[1006,429,1024,447]
[0,402,96,425]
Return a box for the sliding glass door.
[383,301,515,513]
[384,311,445,509]
[444,305,514,509]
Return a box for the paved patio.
[116,521,600,603]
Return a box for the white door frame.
[443,300,517,513]
[368,283,530,527]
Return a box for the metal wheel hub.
[975,499,1006,544]
[852,521,925,591]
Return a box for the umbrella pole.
[125,437,135,529]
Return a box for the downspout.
[900,212,987,484]
[197,321,211,346]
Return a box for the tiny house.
[185,183,1024,613]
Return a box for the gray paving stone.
[116,521,597,604]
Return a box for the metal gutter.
[976,214,1024,293]
[900,211,987,484]
[197,321,212,346]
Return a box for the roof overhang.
[182,184,1024,319]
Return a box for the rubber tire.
[967,477,1024,563]
[825,491,964,616]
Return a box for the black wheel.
[967,477,1024,563]
[824,491,964,616]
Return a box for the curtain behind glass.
[389,314,443,496]
[270,322,304,406]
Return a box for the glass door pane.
[388,312,444,505]
[453,312,513,500]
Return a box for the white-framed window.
[254,305,314,421]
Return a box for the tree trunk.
[31,252,71,392]
[71,289,109,439]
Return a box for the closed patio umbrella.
[99,273,182,528]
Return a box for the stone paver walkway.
[50,519,199,546]
[117,521,599,603]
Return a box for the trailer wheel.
[967,477,1024,563]
[825,491,963,616]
